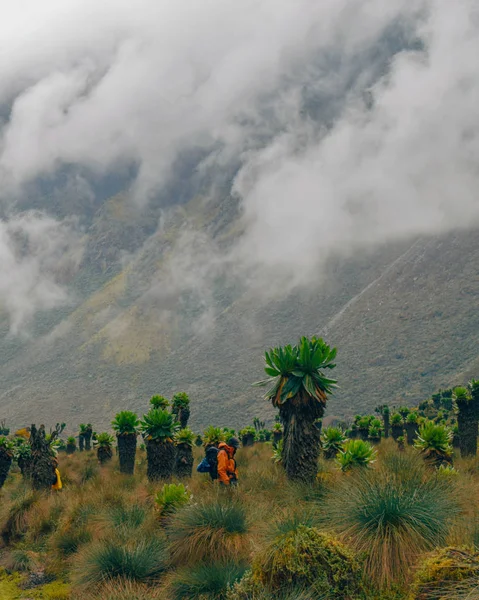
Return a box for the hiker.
[51,458,62,491]
[197,444,219,480]
[217,437,239,486]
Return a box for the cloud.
[0,212,83,334]
[0,0,478,329]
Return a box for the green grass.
[172,561,247,600]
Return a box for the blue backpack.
[196,446,219,479]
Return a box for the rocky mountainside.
[1,185,478,432]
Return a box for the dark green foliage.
[13,439,32,478]
[78,537,169,584]
[0,436,14,488]
[84,423,93,451]
[172,393,191,429]
[66,436,77,454]
[173,562,247,600]
[239,426,256,447]
[390,413,404,441]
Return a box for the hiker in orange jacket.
[217,437,239,486]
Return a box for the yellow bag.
[52,468,62,491]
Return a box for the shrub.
[415,421,453,465]
[253,524,364,597]
[168,501,249,564]
[172,561,247,600]
[272,439,283,463]
[321,427,345,459]
[410,547,479,600]
[336,439,376,471]
[1,490,39,544]
[172,392,190,409]
[320,457,460,586]
[77,537,169,584]
[155,483,191,517]
[227,571,322,600]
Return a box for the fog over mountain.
[1,0,479,428]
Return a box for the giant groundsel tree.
[256,336,337,483]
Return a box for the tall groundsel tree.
[454,383,479,457]
[141,409,179,481]
[255,336,337,483]
[112,411,139,475]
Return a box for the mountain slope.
[1,191,479,431]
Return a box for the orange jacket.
[217,442,238,485]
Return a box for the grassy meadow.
[1,438,479,599]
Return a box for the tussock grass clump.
[168,500,249,564]
[321,451,460,587]
[172,561,247,600]
[409,547,479,599]
[54,525,93,556]
[1,489,39,544]
[72,578,166,600]
[75,536,169,585]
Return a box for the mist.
[1,0,479,331]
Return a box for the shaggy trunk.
[0,447,13,488]
[97,446,113,465]
[273,431,283,447]
[30,424,57,491]
[453,434,460,449]
[79,435,85,452]
[84,428,93,451]
[405,423,419,445]
[383,412,390,439]
[457,400,479,457]
[117,434,137,474]
[358,428,369,441]
[323,446,338,460]
[174,443,193,478]
[391,425,404,442]
[280,393,323,484]
[18,456,33,479]
[66,443,76,455]
[178,408,190,429]
[146,439,175,481]
[348,429,359,439]
[242,434,255,447]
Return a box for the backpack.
[196,446,219,479]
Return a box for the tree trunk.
[0,448,13,488]
[18,456,32,479]
[383,413,390,439]
[358,429,369,441]
[79,435,85,452]
[66,443,76,455]
[117,434,137,474]
[280,394,323,484]
[405,423,419,445]
[30,424,57,491]
[348,429,359,439]
[179,408,190,430]
[241,434,255,447]
[84,428,93,451]
[273,431,282,447]
[391,425,404,442]
[174,443,193,478]
[457,402,479,457]
[97,446,113,465]
[146,440,175,481]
